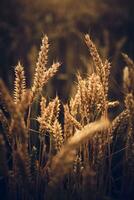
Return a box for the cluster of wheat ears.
[0,34,134,200]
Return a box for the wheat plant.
[0,34,134,200]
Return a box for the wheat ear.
[85,34,110,101]
[32,35,49,97]
[14,62,26,104]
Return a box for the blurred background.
[0,0,134,102]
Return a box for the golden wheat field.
[0,33,134,200]
[0,1,134,200]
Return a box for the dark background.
[0,0,134,101]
